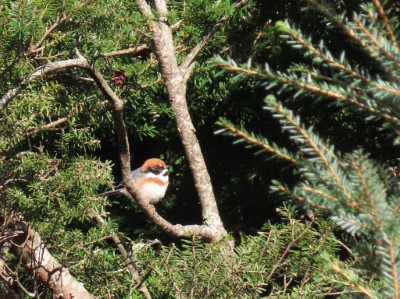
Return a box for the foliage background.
[1,0,399,297]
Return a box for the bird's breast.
[136,177,168,204]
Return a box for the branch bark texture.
[136,0,228,233]
[8,216,93,299]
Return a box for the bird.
[98,158,169,204]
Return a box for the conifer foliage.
[2,0,400,297]
[215,0,400,297]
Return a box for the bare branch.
[154,0,168,15]
[170,20,183,31]
[100,45,149,58]
[136,0,153,17]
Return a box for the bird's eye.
[150,166,163,175]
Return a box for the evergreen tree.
[215,0,400,297]
[2,0,395,298]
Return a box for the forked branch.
[0,50,227,241]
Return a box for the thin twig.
[27,115,70,136]
[93,214,152,299]
[180,0,251,75]
[25,0,94,56]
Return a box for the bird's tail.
[97,189,122,197]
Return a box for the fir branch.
[332,213,374,236]
[308,0,382,62]
[372,0,399,50]
[385,238,400,298]
[301,185,341,206]
[353,16,399,68]
[264,219,314,283]
[216,61,400,126]
[275,77,400,126]
[272,182,330,210]
[348,155,385,228]
[93,214,152,299]
[281,25,367,82]
[216,118,299,165]
[326,257,377,297]
[25,0,95,56]
[266,98,352,199]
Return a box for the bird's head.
[140,158,169,179]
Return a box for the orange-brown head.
[140,158,168,174]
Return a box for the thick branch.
[136,0,153,16]
[136,0,227,235]
[8,217,93,299]
[119,189,225,241]
[154,0,168,14]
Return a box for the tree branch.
[136,0,154,17]
[100,44,149,58]
[136,0,227,239]
[0,50,226,241]
[93,214,152,299]
[27,115,70,137]
[0,57,88,110]
[8,215,93,299]
[180,0,251,76]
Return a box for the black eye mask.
[150,166,167,175]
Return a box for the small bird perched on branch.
[98,158,169,204]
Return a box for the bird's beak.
[162,166,169,176]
